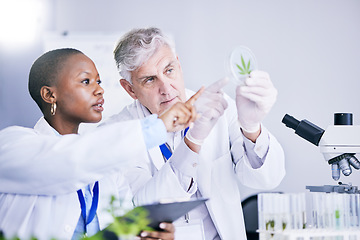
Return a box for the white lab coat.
[0,117,155,240]
[102,89,286,240]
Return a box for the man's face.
[127,45,186,115]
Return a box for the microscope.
[282,113,360,193]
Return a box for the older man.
[103,27,285,240]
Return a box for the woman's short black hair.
[28,48,83,111]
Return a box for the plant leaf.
[246,59,251,73]
[241,55,247,71]
[237,66,247,75]
[236,63,244,72]
[236,64,247,75]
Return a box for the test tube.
[299,193,307,229]
[281,194,290,231]
[344,193,351,228]
[312,192,320,228]
[349,193,357,227]
[273,193,282,231]
[357,194,360,228]
[258,193,265,231]
[352,193,360,228]
[324,192,334,229]
[305,191,315,229]
[258,193,275,232]
[333,193,344,230]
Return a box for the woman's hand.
[159,87,204,132]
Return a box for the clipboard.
[98,198,208,239]
[135,198,208,229]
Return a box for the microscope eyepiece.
[282,114,325,146]
[282,114,300,130]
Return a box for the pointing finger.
[186,86,205,106]
[206,77,229,93]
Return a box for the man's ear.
[120,79,137,100]
[176,55,182,71]
[40,86,56,104]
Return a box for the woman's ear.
[40,86,56,104]
[120,79,137,100]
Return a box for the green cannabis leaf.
[95,207,151,239]
[0,196,151,240]
[236,55,252,75]
[87,196,152,240]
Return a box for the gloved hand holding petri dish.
[226,46,258,85]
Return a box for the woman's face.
[54,53,104,125]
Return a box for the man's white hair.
[113,27,176,83]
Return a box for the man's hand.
[159,87,204,132]
[138,222,175,240]
[186,78,229,148]
[236,70,277,140]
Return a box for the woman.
[0,48,202,240]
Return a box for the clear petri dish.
[225,46,258,85]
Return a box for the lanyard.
[159,143,172,160]
[77,181,99,231]
[159,127,188,160]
